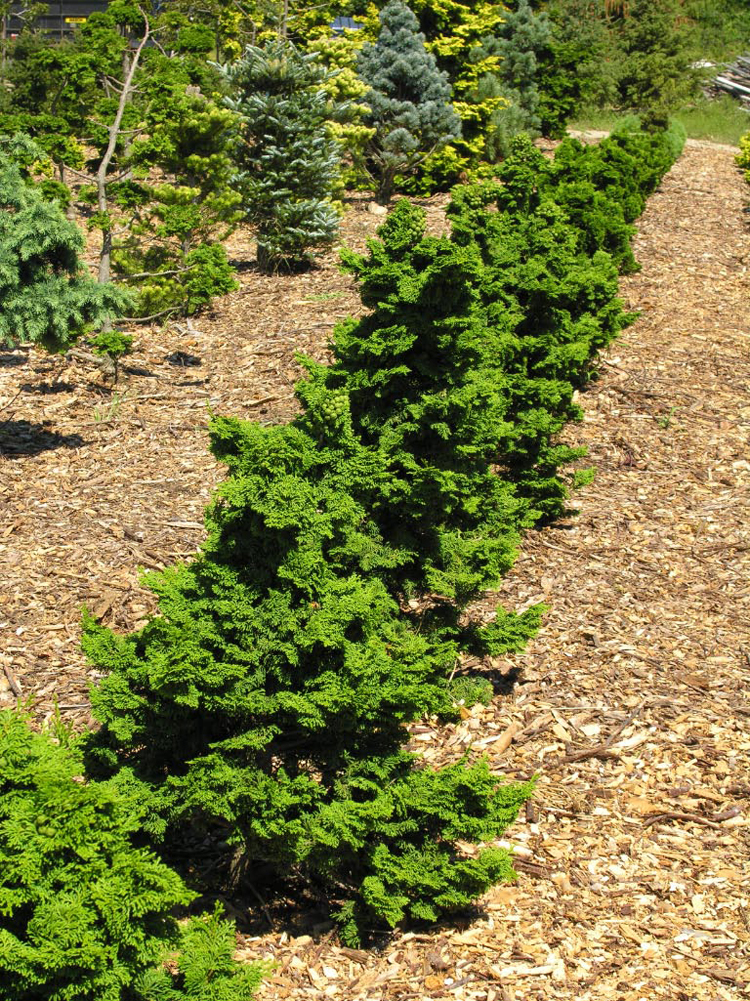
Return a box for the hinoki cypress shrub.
[298,200,526,605]
[501,124,687,273]
[447,124,683,519]
[79,121,681,952]
[0,710,263,1001]
[448,157,630,522]
[82,415,533,945]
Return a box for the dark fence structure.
[5,2,108,37]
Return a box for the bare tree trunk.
[96,20,151,287]
[1,10,7,78]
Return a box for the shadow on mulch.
[19,381,75,395]
[0,420,86,457]
[165,350,202,368]
[0,353,28,368]
[182,846,486,946]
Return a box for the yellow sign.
[64,16,87,23]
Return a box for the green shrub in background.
[0,146,128,352]
[448,158,630,522]
[114,91,242,317]
[223,39,342,271]
[0,710,263,1001]
[615,0,701,129]
[447,124,683,519]
[543,123,686,270]
[468,0,552,161]
[735,130,750,180]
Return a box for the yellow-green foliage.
[410,0,510,173]
[0,710,264,1001]
[736,131,750,181]
[306,31,375,189]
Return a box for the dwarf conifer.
[469,0,551,159]
[0,710,262,1001]
[223,39,341,271]
[358,1,461,202]
[298,200,532,608]
[83,412,532,944]
[0,149,128,352]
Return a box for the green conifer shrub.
[448,172,630,521]
[473,125,685,279]
[358,0,461,202]
[223,40,342,272]
[296,199,542,614]
[468,0,552,160]
[0,149,128,352]
[0,710,263,1001]
[615,0,700,128]
[113,90,242,317]
[82,413,533,944]
[446,124,683,518]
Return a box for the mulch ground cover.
[1,142,748,1001]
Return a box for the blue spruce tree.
[358,0,461,202]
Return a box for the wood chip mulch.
[1,145,749,1000]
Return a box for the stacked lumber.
[714,56,750,107]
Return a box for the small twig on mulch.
[2,664,22,697]
[561,703,646,765]
[642,810,724,830]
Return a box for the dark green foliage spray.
[83,412,533,944]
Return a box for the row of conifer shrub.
[1,122,684,994]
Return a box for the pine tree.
[0,146,128,353]
[615,0,699,128]
[358,0,461,202]
[223,39,342,272]
[469,0,552,160]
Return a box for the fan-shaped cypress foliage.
[0,710,191,1000]
[0,149,128,352]
[491,124,687,274]
[83,414,532,945]
[297,199,539,616]
[358,0,461,202]
[446,126,683,520]
[223,40,341,272]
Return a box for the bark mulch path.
[1,146,749,1000]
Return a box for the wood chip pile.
[1,141,749,1000]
